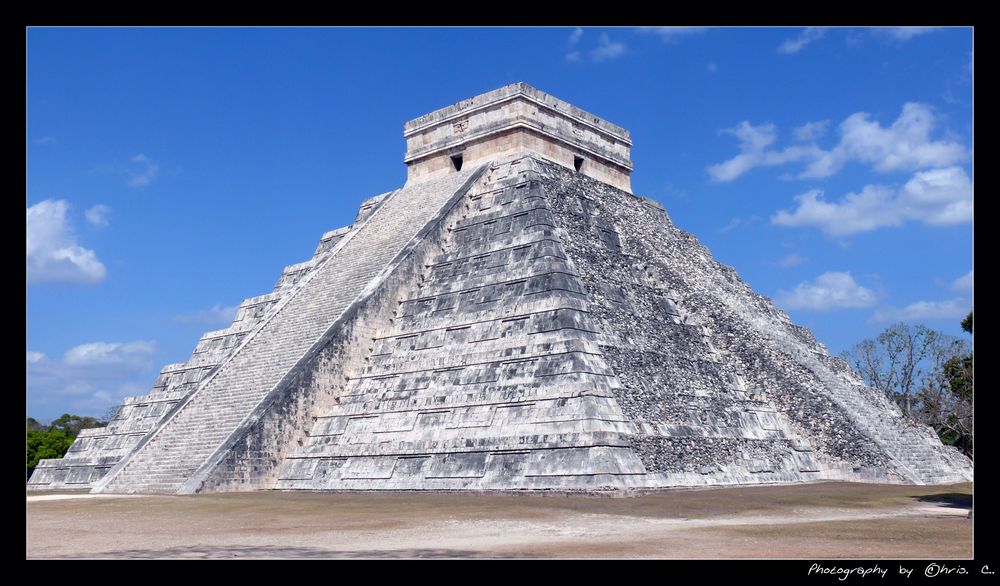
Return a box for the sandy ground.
[26,482,972,559]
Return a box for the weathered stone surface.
[30,83,971,494]
[404,82,632,192]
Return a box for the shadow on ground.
[85,546,529,559]
[915,493,972,510]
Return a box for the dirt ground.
[26,482,972,559]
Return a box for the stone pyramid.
[29,83,972,494]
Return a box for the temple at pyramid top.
[403,82,633,192]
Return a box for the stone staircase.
[94,166,485,494]
[751,314,973,485]
[824,379,972,484]
[30,194,388,491]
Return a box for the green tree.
[962,309,973,334]
[921,309,973,457]
[25,413,110,479]
[48,413,106,436]
[26,429,74,477]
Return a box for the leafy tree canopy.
[26,413,108,479]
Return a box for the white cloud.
[872,298,969,322]
[771,167,971,237]
[709,103,969,182]
[27,351,46,363]
[777,271,877,311]
[707,121,821,182]
[565,28,584,62]
[804,103,968,178]
[877,27,941,41]
[793,120,829,142]
[772,186,901,237]
[777,27,826,54]
[27,199,107,284]
[27,340,158,418]
[777,253,807,268]
[127,154,159,188]
[33,136,55,146]
[64,341,157,366]
[170,304,239,327]
[707,122,774,181]
[949,270,973,293]
[568,27,583,46]
[84,204,111,228]
[727,120,777,151]
[707,62,718,73]
[897,166,973,226]
[591,34,626,62]
[638,27,711,43]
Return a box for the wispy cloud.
[872,298,969,323]
[777,253,807,268]
[706,121,822,182]
[27,340,157,417]
[591,33,626,63]
[127,154,160,188]
[170,304,239,328]
[565,27,584,62]
[772,166,972,237]
[777,271,877,311]
[793,120,829,142]
[707,62,718,73]
[33,136,56,146]
[64,341,157,366]
[718,215,760,234]
[949,270,973,293]
[27,199,107,285]
[708,103,968,182]
[27,351,46,363]
[84,204,112,228]
[876,27,941,42]
[638,27,711,43]
[777,27,827,54]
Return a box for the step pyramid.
[29,83,972,494]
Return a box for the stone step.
[97,166,485,495]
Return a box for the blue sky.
[26,27,973,421]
